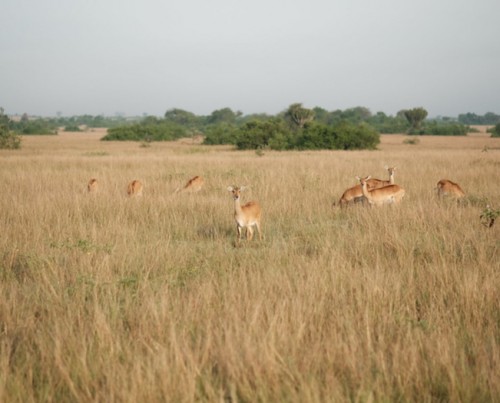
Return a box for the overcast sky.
[1,0,499,117]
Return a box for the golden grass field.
[1,129,499,402]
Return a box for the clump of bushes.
[403,137,420,145]
[413,122,469,136]
[215,119,380,151]
[102,118,187,141]
[490,123,500,138]
[64,125,83,132]
[0,108,21,149]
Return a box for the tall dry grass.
[0,131,499,402]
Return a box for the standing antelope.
[127,180,143,197]
[87,178,98,193]
[436,179,465,199]
[336,166,397,207]
[227,186,262,244]
[175,175,204,193]
[356,175,405,206]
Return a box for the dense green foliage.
[101,117,187,141]
[54,114,134,128]
[231,119,380,151]
[405,119,469,136]
[418,121,469,136]
[490,123,500,138]
[64,125,83,132]
[236,119,291,150]
[404,107,428,131]
[9,115,58,135]
[0,108,21,149]
[202,123,239,145]
[5,105,497,147]
[458,112,500,125]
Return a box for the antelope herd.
[333,166,468,208]
[85,169,473,243]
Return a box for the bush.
[10,119,57,135]
[102,120,187,141]
[293,121,380,150]
[233,120,379,151]
[64,125,83,132]
[236,119,290,150]
[0,108,21,149]
[408,121,468,136]
[203,123,239,145]
[424,122,468,136]
[403,137,420,145]
[490,123,500,138]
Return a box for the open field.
[1,130,499,402]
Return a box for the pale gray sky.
[1,0,499,117]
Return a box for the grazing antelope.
[436,179,465,199]
[335,166,397,208]
[87,178,98,193]
[175,175,204,193]
[227,186,262,244]
[356,175,405,206]
[127,180,143,197]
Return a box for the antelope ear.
[355,176,361,181]
[366,175,372,180]
[227,186,234,192]
[240,186,247,191]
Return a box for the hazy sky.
[1,0,499,117]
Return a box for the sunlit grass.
[0,132,499,402]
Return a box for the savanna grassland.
[1,130,499,402]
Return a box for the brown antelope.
[356,175,405,206]
[175,175,204,193]
[436,179,465,199]
[227,186,262,244]
[127,180,143,197]
[336,166,397,207]
[87,178,98,193]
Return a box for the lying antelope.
[227,186,262,244]
[127,180,144,197]
[87,178,98,193]
[436,179,465,199]
[336,166,397,207]
[175,175,204,193]
[356,175,405,206]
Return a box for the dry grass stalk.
[0,131,498,401]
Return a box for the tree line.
[2,106,499,150]
[101,105,474,150]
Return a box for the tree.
[404,107,428,132]
[284,103,315,129]
[341,106,372,123]
[207,108,242,125]
[164,108,198,126]
[0,108,21,149]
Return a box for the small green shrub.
[64,125,82,132]
[480,205,499,228]
[403,137,420,145]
